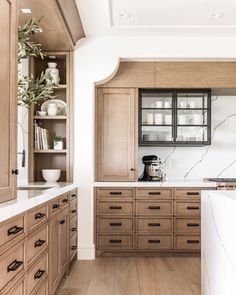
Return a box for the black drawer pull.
[71,209,77,213]
[110,239,122,243]
[62,198,68,203]
[7,260,23,272]
[148,206,161,210]
[7,226,24,236]
[34,269,45,280]
[187,192,199,196]
[187,206,199,210]
[34,239,46,248]
[110,222,122,226]
[72,227,77,232]
[110,192,122,195]
[110,206,122,210]
[187,240,200,244]
[148,240,160,244]
[35,212,46,220]
[59,219,65,224]
[187,223,200,227]
[72,194,77,198]
[71,245,77,250]
[148,223,161,227]
[52,204,60,209]
[149,192,161,195]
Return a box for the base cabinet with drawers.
[0,188,78,295]
[95,187,213,256]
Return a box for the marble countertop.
[0,182,78,223]
[94,180,217,188]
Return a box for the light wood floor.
[57,257,201,295]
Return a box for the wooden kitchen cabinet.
[96,88,138,181]
[0,0,17,203]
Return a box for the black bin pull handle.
[110,222,122,226]
[34,269,45,280]
[149,192,161,195]
[110,239,122,243]
[187,192,199,196]
[71,209,77,213]
[110,206,122,210]
[59,219,65,224]
[7,260,23,272]
[7,225,24,236]
[148,240,160,244]
[34,239,46,248]
[187,206,199,210]
[187,240,200,244]
[62,198,68,203]
[52,204,60,209]
[148,223,161,227]
[71,245,77,250]
[35,212,46,220]
[110,192,122,195]
[72,227,77,232]
[148,206,161,210]
[187,223,200,227]
[72,194,77,198]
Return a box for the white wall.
[74,36,236,259]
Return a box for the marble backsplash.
[139,95,236,180]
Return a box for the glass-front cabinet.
[139,89,211,146]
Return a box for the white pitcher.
[47,103,62,116]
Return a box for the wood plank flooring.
[57,257,200,295]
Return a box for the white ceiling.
[76,0,236,37]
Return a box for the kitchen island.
[201,190,236,295]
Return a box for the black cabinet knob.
[12,169,19,175]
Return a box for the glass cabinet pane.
[176,126,208,142]
[177,109,208,125]
[141,92,172,109]
[142,109,172,125]
[142,126,173,142]
[177,92,209,109]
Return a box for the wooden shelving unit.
[29,51,73,182]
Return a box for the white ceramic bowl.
[42,169,61,183]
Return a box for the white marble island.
[201,190,236,295]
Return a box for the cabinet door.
[96,88,137,181]
[59,208,69,274]
[0,0,17,203]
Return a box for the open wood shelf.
[34,149,67,154]
[34,116,67,120]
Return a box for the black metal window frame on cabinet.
[138,88,211,147]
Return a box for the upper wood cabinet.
[0,0,17,203]
[96,88,138,181]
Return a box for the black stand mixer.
[139,155,164,181]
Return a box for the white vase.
[54,141,63,150]
[45,62,60,84]
[47,103,58,116]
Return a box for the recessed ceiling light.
[209,12,224,18]
[20,8,32,14]
[119,13,131,19]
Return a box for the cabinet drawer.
[70,235,77,261]
[70,202,77,219]
[136,189,172,200]
[0,241,25,291]
[70,215,77,239]
[34,278,48,295]
[137,235,173,250]
[26,225,48,266]
[26,253,48,294]
[69,189,78,203]
[26,205,48,232]
[6,279,25,295]
[175,218,200,234]
[96,188,133,198]
[174,189,201,200]
[174,202,200,216]
[0,215,25,249]
[175,235,200,250]
[136,201,172,216]
[97,200,134,215]
[60,194,69,207]
[97,234,134,249]
[97,218,134,232]
[49,197,61,215]
[137,218,173,233]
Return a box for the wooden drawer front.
[175,235,200,250]
[175,218,200,234]
[70,216,77,239]
[97,218,134,233]
[97,201,134,215]
[97,234,134,249]
[49,197,61,215]
[60,194,69,207]
[69,189,78,203]
[6,279,25,295]
[137,218,173,233]
[0,216,24,248]
[137,235,173,250]
[136,189,172,200]
[96,188,133,198]
[70,235,77,260]
[27,205,48,231]
[175,202,200,216]
[175,189,201,200]
[70,202,77,219]
[26,253,48,294]
[35,279,48,295]
[0,242,25,291]
[136,201,172,216]
[26,225,48,265]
